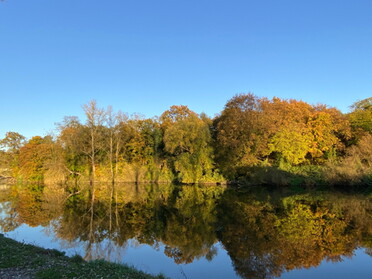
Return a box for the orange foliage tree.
[18,136,55,181]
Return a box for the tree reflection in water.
[0,183,371,278]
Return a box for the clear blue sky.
[1,0,371,139]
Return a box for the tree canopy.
[1,95,371,186]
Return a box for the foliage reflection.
[0,183,371,278]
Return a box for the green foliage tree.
[57,116,88,178]
[348,97,372,134]
[161,106,222,183]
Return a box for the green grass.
[0,234,167,279]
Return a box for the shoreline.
[0,234,167,279]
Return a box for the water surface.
[0,183,371,278]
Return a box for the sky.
[1,0,371,139]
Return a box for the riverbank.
[0,234,166,279]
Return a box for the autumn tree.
[57,116,87,178]
[214,94,352,179]
[161,106,222,183]
[105,106,128,183]
[307,106,350,161]
[83,100,107,184]
[214,94,269,178]
[269,122,312,165]
[116,116,165,182]
[261,98,313,166]
[112,111,129,176]
[0,131,26,153]
[0,132,26,172]
[325,133,372,186]
[266,101,350,165]
[18,136,55,181]
[124,117,162,165]
[348,97,372,135]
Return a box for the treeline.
[1,94,371,187]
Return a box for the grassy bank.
[0,234,167,279]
